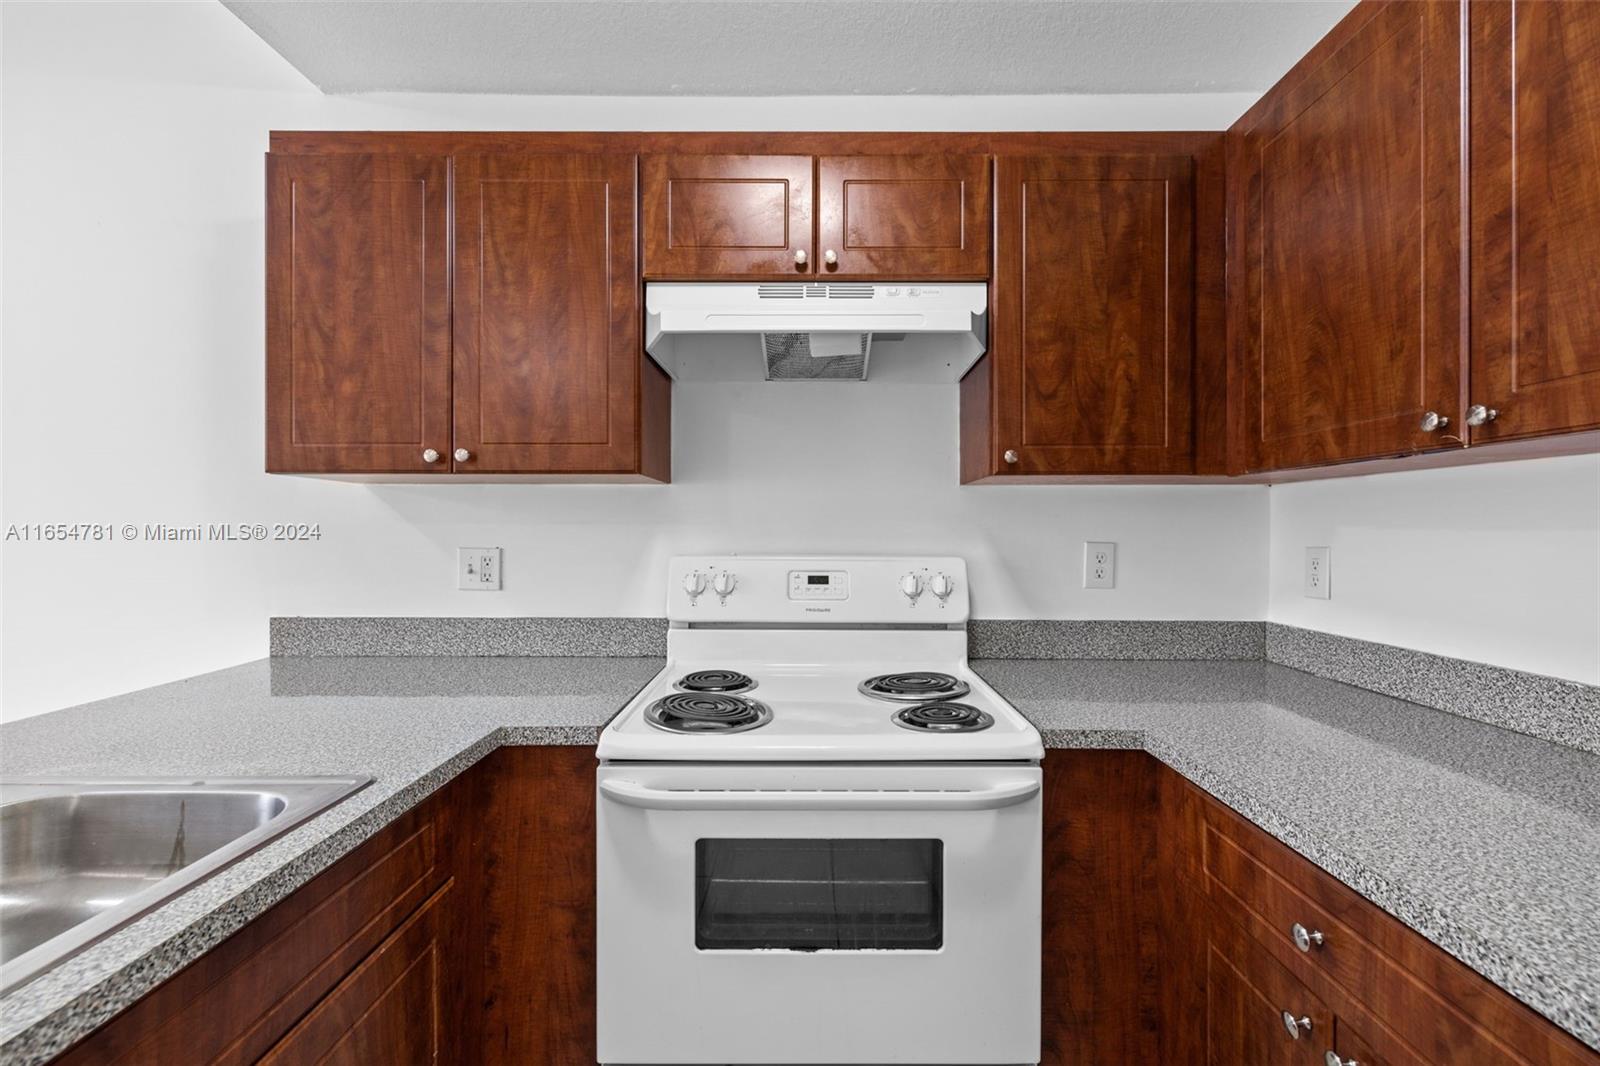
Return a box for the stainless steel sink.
[0,776,370,994]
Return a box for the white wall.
[1268,455,1600,685]
[0,2,1268,720]
[6,3,1595,722]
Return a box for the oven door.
[597,762,1042,1065]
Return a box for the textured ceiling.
[222,0,1358,96]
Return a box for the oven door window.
[695,839,943,950]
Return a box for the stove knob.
[682,571,706,603]
[930,573,955,601]
[712,571,737,601]
[899,573,924,603]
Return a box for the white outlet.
[1083,541,1116,589]
[1304,546,1331,599]
[458,547,502,591]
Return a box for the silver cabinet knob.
[1419,410,1450,432]
[1281,1011,1313,1040]
[1325,1052,1358,1066]
[453,448,471,462]
[1465,403,1499,426]
[1003,449,1020,464]
[823,249,838,265]
[1291,922,1325,952]
[794,249,808,265]
[422,448,441,463]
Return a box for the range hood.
[644,282,987,383]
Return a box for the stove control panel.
[669,556,969,623]
[788,570,849,601]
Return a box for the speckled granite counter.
[974,658,1600,1052]
[3,655,1597,1061]
[0,656,662,1065]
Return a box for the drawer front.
[1207,915,1332,1065]
[61,816,442,1065]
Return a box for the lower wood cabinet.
[257,884,451,1066]
[1042,752,1599,1066]
[56,746,597,1066]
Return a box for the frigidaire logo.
[803,607,833,613]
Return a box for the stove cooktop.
[601,657,1041,762]
[597,556,1044,763]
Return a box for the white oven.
[596,760,1042,1065]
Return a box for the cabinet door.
[1207,929,1331,1066]
[260,885,450,1066]
[453,153,644,474]
[265,154,452,473]
[987,154,1194,476]
[642,154,813,276]
[816,155,990,277]
[1469,0,1600,442]
[1229,1,1465,471]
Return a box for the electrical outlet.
[1083,541,1116,589]
[1304,546,1331,599]
[458,547,502,591]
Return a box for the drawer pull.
[1281,1011,1313,1040]
[1291,921,1325,952]
[1325,1053,1358,1066]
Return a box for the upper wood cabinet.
[642,152,990,278]
[1227,1,1466,473]
[1469,0,1600,443]
[265,154,453,475]
[453,153,665,476]
[266,149,669,481]
[641,154,813,276]
[816,154,990,278]
[961,153,1198,480]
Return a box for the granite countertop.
[972,658,1600,1052]
[2,655,1597,1062]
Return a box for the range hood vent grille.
[756,283,875,300]
[762,332,871,380]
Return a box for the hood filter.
[762,332,872,380]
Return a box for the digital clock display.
[807,574,830,585]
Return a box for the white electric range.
[597,556,1043,1066]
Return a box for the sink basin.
[0,776,370,995]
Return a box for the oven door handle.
[598,778,1040,811]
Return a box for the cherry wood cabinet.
[257,884,450,1066]
[1468,0,1600,444]
[641,154,813,277]
[1040,753,1598,1066]
[816,154,990,278]
[1226,0,1467,473]
[1206,918,1332,1065]
[55,794,457,1066]
[641,151,989,279]
[452,153,664,477]
[962,153,1200,479]
[265,154,453,475]
[267,151,669,481]
[54,746,599,1066]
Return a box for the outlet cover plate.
[1304,546,1331,599]
[1083,541,1116,589]
[458,547,502,591]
